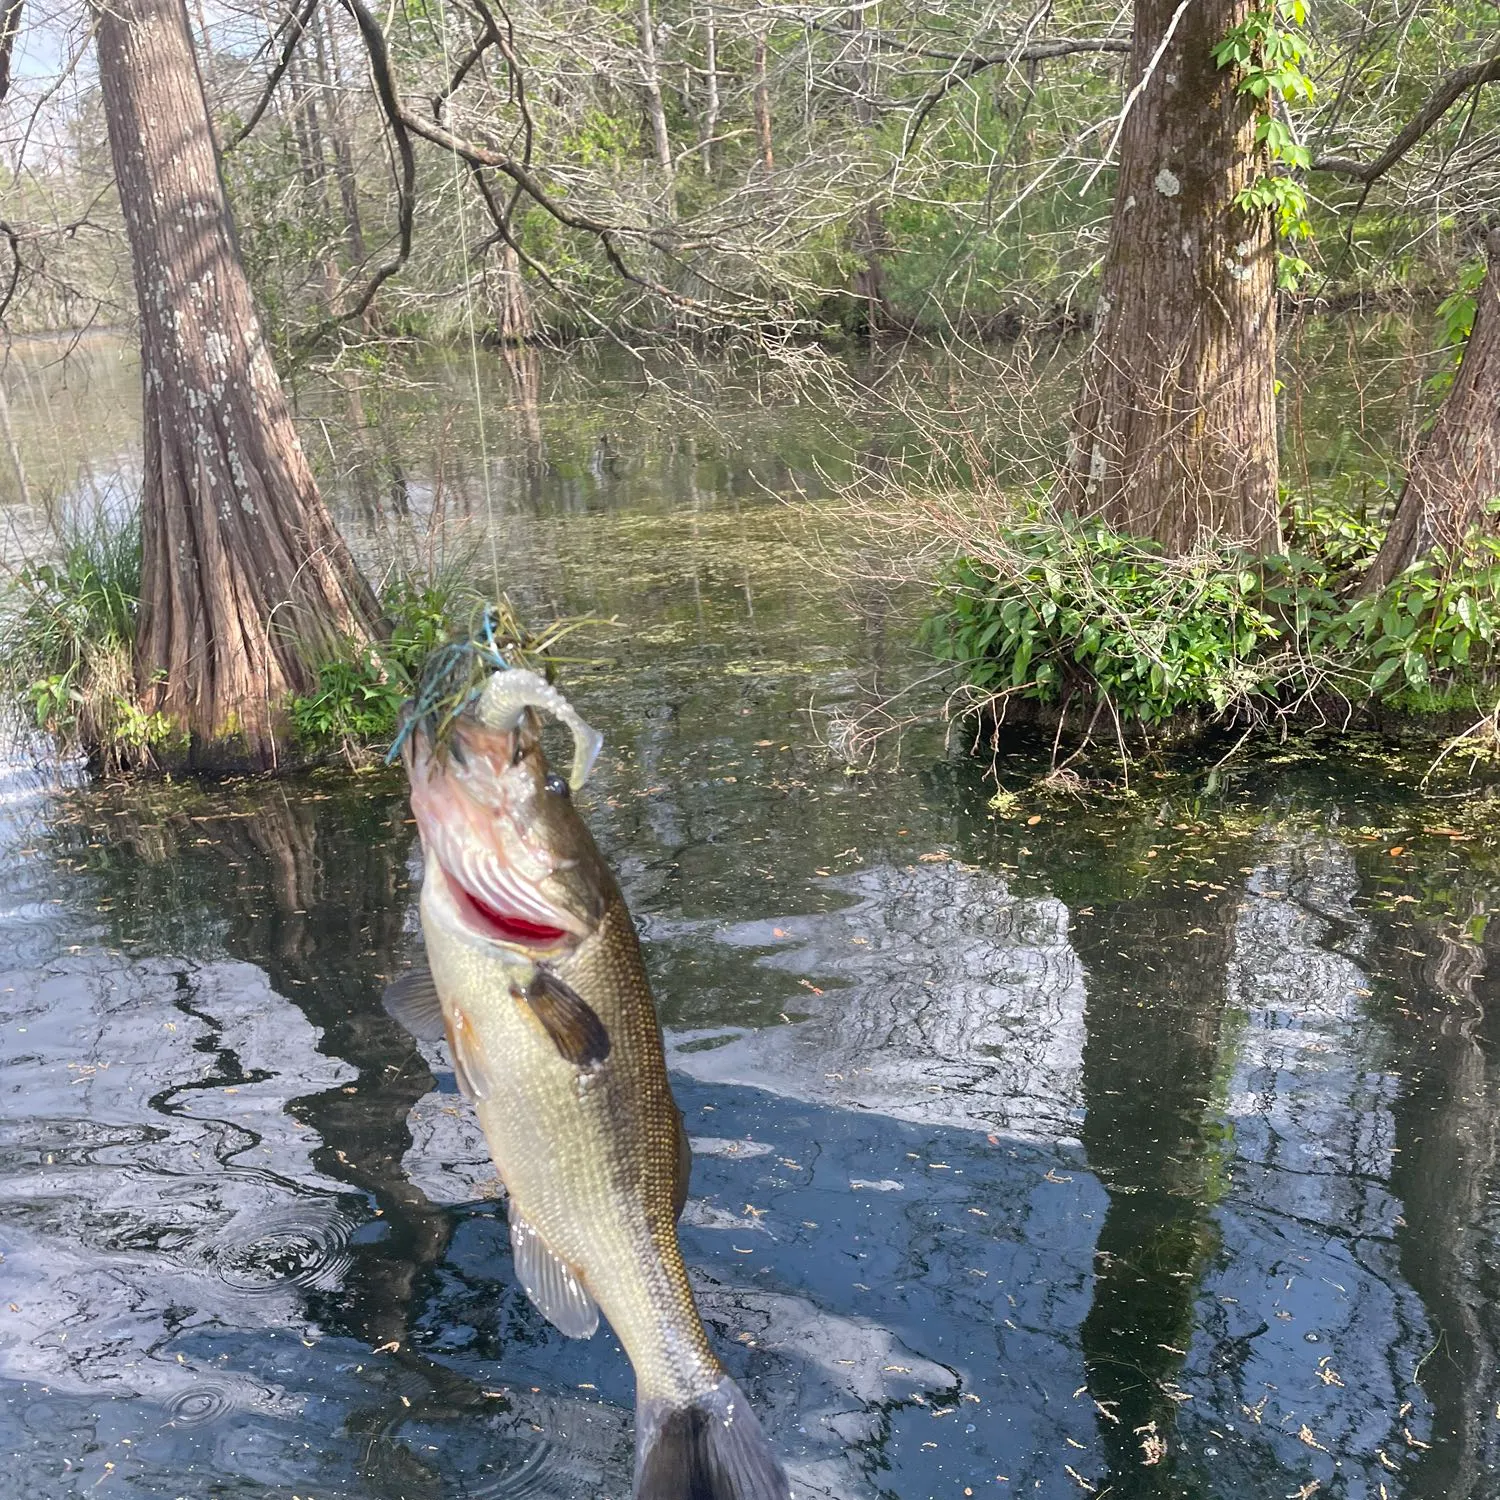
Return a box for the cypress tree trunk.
[95,0,382,769]
[1066,0,1279,553]
[1362,227,1500,592]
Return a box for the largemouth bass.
[387,669,791,1500]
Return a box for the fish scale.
[429,886,717,1403]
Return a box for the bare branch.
[1314,51,1500,185]
[337,0,754,321]
[903,36,1130,156]
[223,0,322,153]
[289,0,415,344]
[0,222,21,326]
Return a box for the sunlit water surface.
[1,333,1497,1500]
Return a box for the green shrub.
[1326,536,1500,699]
[923,517,1282,726]
[287,573,477,759]
[925,506,1500,744]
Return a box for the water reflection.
[1368,873,1500,1500]
[2,334,1500,1497]
[1066,835,1242,1498]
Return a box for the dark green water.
[1,332,1497,1500]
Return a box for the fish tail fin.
[634,1373,791,1500]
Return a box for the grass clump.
[1,511,180,773]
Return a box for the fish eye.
[544,772,570,799]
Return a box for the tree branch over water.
[338,0,765,323]
[903,35,1131,155]
[1314,51,1500,185]
[222,0,323,153]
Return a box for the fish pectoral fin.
[515,968,611,1069]
[447,1005,501,1102]
[507,1205,599,1339]
[382,959,448,1042]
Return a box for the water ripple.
[199,1204,355,1295]
[162,1380,237,1428]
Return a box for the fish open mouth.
[441,866,572,950]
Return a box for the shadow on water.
[0,335,1499,1498]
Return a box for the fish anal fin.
[516,968,611,1068]
[673,1103,692,1222]
[508,1204,599,1339]
[447,1005,501,1102]
[382,960,447,1042]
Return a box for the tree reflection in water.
[1070,844,1243,1499]
[1368,862,1500,1500]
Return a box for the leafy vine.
[1213,0,1317,289]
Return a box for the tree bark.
[0,0,23,107]
[1361,226,1500,591]
[95,0,382,769]
[752,28,774,173]
[1066,0,1279,553]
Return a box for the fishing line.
[436,0,502,605]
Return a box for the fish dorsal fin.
[382,960,447,1042]
[508,1203,599,1339]
[516,968,611,1069]
[447,1005,502,1102]
[673,1104,692,1222]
